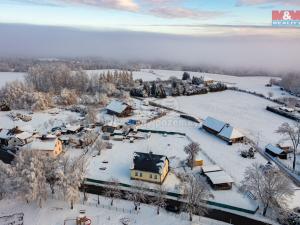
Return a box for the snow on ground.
[0,195,230,225]
[154,90,293,147]
[0,109,81,133]
[85,130,258,212]
[0,72,25,87]
[0,70,293,100]
[86,133,190,192]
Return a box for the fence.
[84,201,138,215]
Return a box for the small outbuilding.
[265,144,287,159]
[130,151,169,184]
[106,100,133,117]
[205,170,234,190]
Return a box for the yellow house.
[24,135,63,157]
[130,151,169,184]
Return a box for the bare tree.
[241,163,294,216]
[94,139,106,155]
[85,107,97,125]
[151,185,167,215]
[184,142,201,170]
[276,122,300,171]
[268,91,274,98]
[126,181,147,211]
[105,178,122,206]
[183,175,212,221]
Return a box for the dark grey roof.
[132,152,168,174]
[0,149,15,164]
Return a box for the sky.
[0,0,299,73]
[1,0,300,35]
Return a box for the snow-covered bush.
[0,80,53,110]
[56,88,78,106]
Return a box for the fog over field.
[0,23,300,74]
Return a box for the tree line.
[0,64,134,111]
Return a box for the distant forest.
[0,57,299,78]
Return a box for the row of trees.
[279,74,300,96]
[0,64,133,110]
[0,150,87,209]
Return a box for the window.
[135,171,138,176]
[149,174,152,179]
[139,172,143,177]
[154,175,157,179]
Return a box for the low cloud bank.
[0,23,299,74]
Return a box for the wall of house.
[130,170,161,183]
[53,139,63,157]
[160,159,169,183]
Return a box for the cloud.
[0,23,299,74]
[149,7,224,19]
[58,0,139,11]
[236,0,300,6]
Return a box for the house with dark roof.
[106,100,133,117]
[0,149,15,164]
[130,151,169,184]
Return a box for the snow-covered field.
[0,72,25,87]
[0,195,230,225]
[0,109,81,133]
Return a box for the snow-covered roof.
[132,152,168,174]
[202,165,222,173]
[203,117,226,132]
[25,138,58,151]
[106,100,129,114]
[218,124,244,140]
[0,129,10,139]
[15,132,33,140]
[265,144,284,155]
[205,170,234,185]
[66,124,81,132]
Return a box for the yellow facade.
[130,159,169,184]
[37,139,63,158]
[194,159,204,167]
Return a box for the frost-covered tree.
[58,156,87,209]
[105,178,122,206]
[44,156,60,195]
[184,142,201,170]
[85,107,97,125]
[241,163,294,216]
[57,88,78,106]
[126,181,146,211]
[183,175,212,221]
[182,72,191,80]
[0,161,14,199]
[94,139,106,155]
[276,122,300,171]
[151,186,167,215]
[14,150,47,208]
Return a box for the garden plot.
[86,131,258,213]
[0,195,227,225]
[0,108,81,133]
[86,133,191,192]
